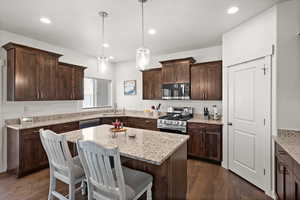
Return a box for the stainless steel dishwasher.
[79,118,101,129]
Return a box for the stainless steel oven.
[162,83,190,100]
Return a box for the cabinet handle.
[202,93,205,100]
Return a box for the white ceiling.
[0,0,280,62]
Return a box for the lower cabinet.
[126,117,158,131]
[187,122,222,162]
[7,121,80,177]
[275,143,300,200]
[101,117,158,131]
[20,127,49,174]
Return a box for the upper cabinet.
[142,68,162,100]
[3,42,86,101]
[160,57,195,84]
[191,61,222,100]
[56,62,86,100]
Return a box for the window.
[83,78,112,108]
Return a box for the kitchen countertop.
[273,129,300,165]
[6,110,223,130]
[63,124,189,165]
[188,115,223,125]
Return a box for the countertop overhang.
[273,129,300,165]
[63,125,189,165]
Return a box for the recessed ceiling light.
[102,43,110,48]
[40,17,51,24]
[148,28,157,35]
[109,56,114,60]
[227,6,239,15]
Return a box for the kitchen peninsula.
[64,124,189,200]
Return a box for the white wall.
[114,46,222,114]
[222,6,277,196]
[222,7,276,67]
[0,30,116,172]
[276,0,300,130]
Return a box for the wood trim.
[2,42,62,57]
[191,60,222,67]
[159,57,196,64]
[58,62,87,70]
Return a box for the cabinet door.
[205,125,222,162]
[38,54,57,100]
[142,69,162,100]
[294,176,300,200]
[188,123,206,158]
[175,61,190,83]
[73,68,84,100]
[14,48,39,101]
[191,65,207,100]
[162,64,176,84]
[206,61,222,100]
[142,70,152,100]
[50,122,79,134]
[276,156,285,200]
[286,166,294,200]
[56,63,74,100]
[20,128,48,175]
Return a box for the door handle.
[227,122,233,126]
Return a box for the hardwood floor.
[0,159,271,200]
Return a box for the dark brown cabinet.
[142,68,162,100]
[38,53,58,100]
[160,57,195,84]
[101,117,158,131]
[73,67,85,100]
[20,128,49,174]
[3,43,61,101]
[188,123,206,158]
[3,42,86,101]
[56,63,75,100]
[275,143,300,200]
[7,122,80,177]
[126,117,158,131]
[188,122,222,162]
[56,62,86,100]
[191,61,222,100]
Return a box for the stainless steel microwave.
[162,83,190,100]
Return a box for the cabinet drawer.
[21,126,50,135]
[127,117,158,131]
[276,143,293,168]
[50,122,79,133]
[188,122,206,130]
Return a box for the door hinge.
[264,118,266,126]
[262,65,267,75]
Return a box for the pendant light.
[98,11,109,72]
[136,0,150,71]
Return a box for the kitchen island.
[63,124,189,200]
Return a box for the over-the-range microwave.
[162,83,190,100]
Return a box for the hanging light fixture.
[136,0,150,71]
[98,11,109,72]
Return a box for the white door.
[228,58,270,190]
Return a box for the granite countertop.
[63,124,189,165]
[187,115,223,125]
[5,111,158,130]
[273,129,300,165]
[6,110,223,130]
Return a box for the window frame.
[82,77,113,109]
